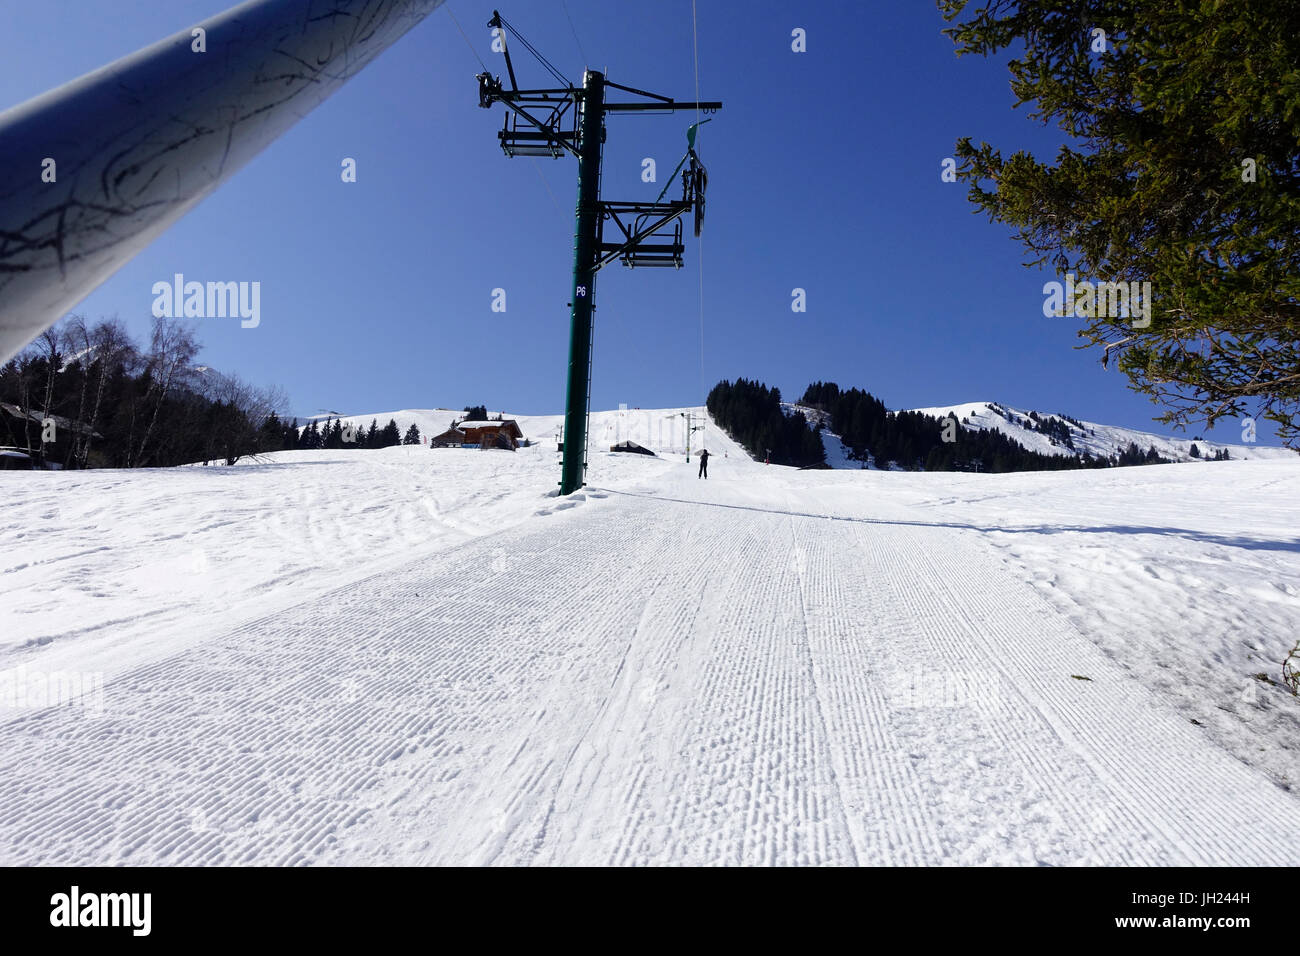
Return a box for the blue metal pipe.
[0,0,444,363]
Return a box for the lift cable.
[445,3,489,72]
[530,157,566,220]
[692,0,708,451]
[559,0,590,67]
[494,11,572,88]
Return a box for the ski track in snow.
[2,438,1297,866]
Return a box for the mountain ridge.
[300,400,1296,470]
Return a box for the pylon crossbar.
[594,201,692,271]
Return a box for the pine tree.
[258,412,283,453]
[943,0,1300,445]
[403,423,421,445]
[320,418,338,450]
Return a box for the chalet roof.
[0,402,101,437]
[458,420,524,440]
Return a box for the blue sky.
[0,0,1272,442]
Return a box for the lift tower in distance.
[476,10,720,495]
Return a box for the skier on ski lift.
[698,448,710,479]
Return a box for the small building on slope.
[430,419,525,450]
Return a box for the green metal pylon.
[474,19,719,495]
[559,70,605,496]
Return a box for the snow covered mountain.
[910,400,1294,463]
[784,400,1296,468]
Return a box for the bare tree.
[61,315,90,467]
[57,315,106,468]
[131,318,198,467]
[76,317,135,468]
[197,370,289,464]
[35,328,62,461]
[1,348,39,453]
[247,382,289,431]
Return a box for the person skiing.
[698,448,710,479]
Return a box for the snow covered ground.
[1,406,1297,865]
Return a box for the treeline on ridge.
[800,381,1171,471]
[706,379,826,467]
[706,377,1182,472]
[1,315,293,469]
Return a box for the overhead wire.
[530,157,566,220]
[444,3,489,72]
[691,0,707,450]
[496,11,571,87]
[559,0,589,68]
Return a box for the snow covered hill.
[322,400,1297,469]
[305,405,744,460]
[782,399,1296,468]
[910,400,1294,463]
[2,406,1299,865]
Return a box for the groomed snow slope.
[1,409,1298,865]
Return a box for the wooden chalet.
[429,419,525,450]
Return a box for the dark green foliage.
[299,421,321,450]
[463,405,487,420]
[378,419,402,448]
[403,423,421,445]
[1029,413,1075,450]
[202,399,258,466]
[277,417,300,451]
[1114,442,1166,466]
[320,418,346,450]
[707,379,826,467]
[940,0,1300,446]
[799,381,841,411]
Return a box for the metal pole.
[559,70,604,495]
[0,0,444,365]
